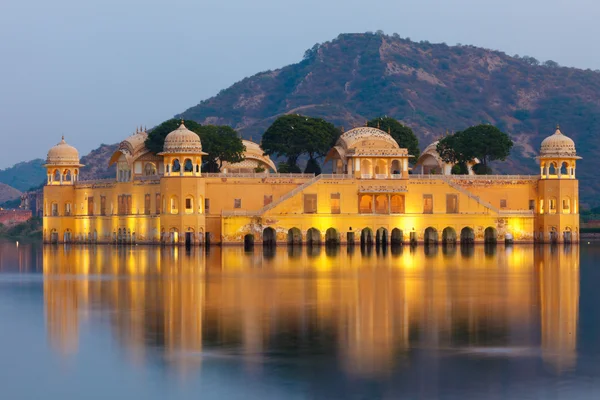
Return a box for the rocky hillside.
[179,32,599,206]
[0,159,46,192]
[0,183,22,205]
[79,143,118,180]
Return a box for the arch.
[262,227,277,246]
[307,228,321,246]
[563,226,572,244]
[391,160,401,175]
[375,159,387,176]
[390,195,405,214]
[170,195,179,214]
[484,227,498,244]
[562,196,571,214]
[359,195,373,214]
[361,159,373,176]
[391,228,403,245]
[172,158,181,173]
[63,229,72,243]
[560,162,568,176]
[144,162,157,176]
[424,227,438,245]
[184,195,194,214]
[63,169,72,182]
[244,234,255,248]
[549,197,557,214]
[374,195,388,214]
[460,227,475,244]
[361,227,374,246]
[53,169,61,182]
[325,228,340,245]
[442,227,457,244]
[183,158,194,172]
[376,227,388,246]
[287,227,302,245]
[548,162,557,176]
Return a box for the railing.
[361,174,373,179]
[391,174,403,179]
[499,210,535,215]
[75,178,115,185]
[318,174,354,180]
[375,174,388,179]
[203,172,314,178]
[134,175,161,182]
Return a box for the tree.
[145,118,245,172]
[367,117,420,162]
[436,125,513,174]
[261,115,340,173]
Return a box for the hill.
[179,32,599,206]
[0,183,21,205]
[0,159,46,192]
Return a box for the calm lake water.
[0,240,599,399]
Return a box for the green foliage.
[472,163,493,175]
[261,115,340,171]
[451,162,469,175]
[276,161,301,173]
[367,117,420,162]
[145,119,245,172]
[437,125,513,169]
[0,198,21,209]
[0,217,42,239]
[304,158,321,175]
[254,166,266,173]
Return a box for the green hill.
[0,159,46,192]
[179,32,598,206]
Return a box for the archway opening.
[184,158,194,172]
[375,195,388,214]
[263,227,276,246]
[361,159,373,176]
[325,228,340,245]
[442,227,457,244]
[460,227,475,244]
[172,159,181,173]
[424,227,438,245]
[391,160,401,175]
[376,227,388,246]
[244,234,255,248]
[307,228,321,246]
[563,227,572,244]
[484,227,498,244]
[391,228,403,245]
[361,228,374,246]
[287,227,302,245]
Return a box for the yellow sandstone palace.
[42,123,581,245]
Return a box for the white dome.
[159,122,204,155]
[540,127,577,158]
[45,136,81,166]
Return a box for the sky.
[0,0,598,168]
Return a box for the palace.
[42,123,580,245]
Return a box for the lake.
[0,240,599,399]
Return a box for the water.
[1,240,599,399]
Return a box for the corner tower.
[158,122,207,245]
[536,126,581,243]
[43,136,83,243]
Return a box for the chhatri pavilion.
[43,123,580,245]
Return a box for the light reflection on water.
[0,241,597,399]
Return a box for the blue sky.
[0,0,597,168]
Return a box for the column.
[372,194,375,214]
[388,194,391,214]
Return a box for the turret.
[158,122,207,176]
[44,136,83,185]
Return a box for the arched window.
[548,162,557,176]
[562,197,571,214]
[64,169,72,182]
[549,197,557,214]
[185,196,194,214]
[144,162,157,176]
[53,169,60,182]
[391,160,401,175]
[172,159,181,173]
[184,159,193,172]
[560,162,568,176]
[539,198,544,214]
[170,195,179,214]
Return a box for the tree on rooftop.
[436,124,513,174]
[367,117,420,163]
[261,115,340,174]
[145,119,245,172]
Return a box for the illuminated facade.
[42,124,580,245]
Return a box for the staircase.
[440,176,499,214]
[257,174,324,215]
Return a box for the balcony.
[361,174,373,179]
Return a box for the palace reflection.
[40,243,579,377]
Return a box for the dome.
[45,136,81,166]
[539,127,577,158]
[221,140,277,172]
[336,126,399,150]
[159,122,205,155]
